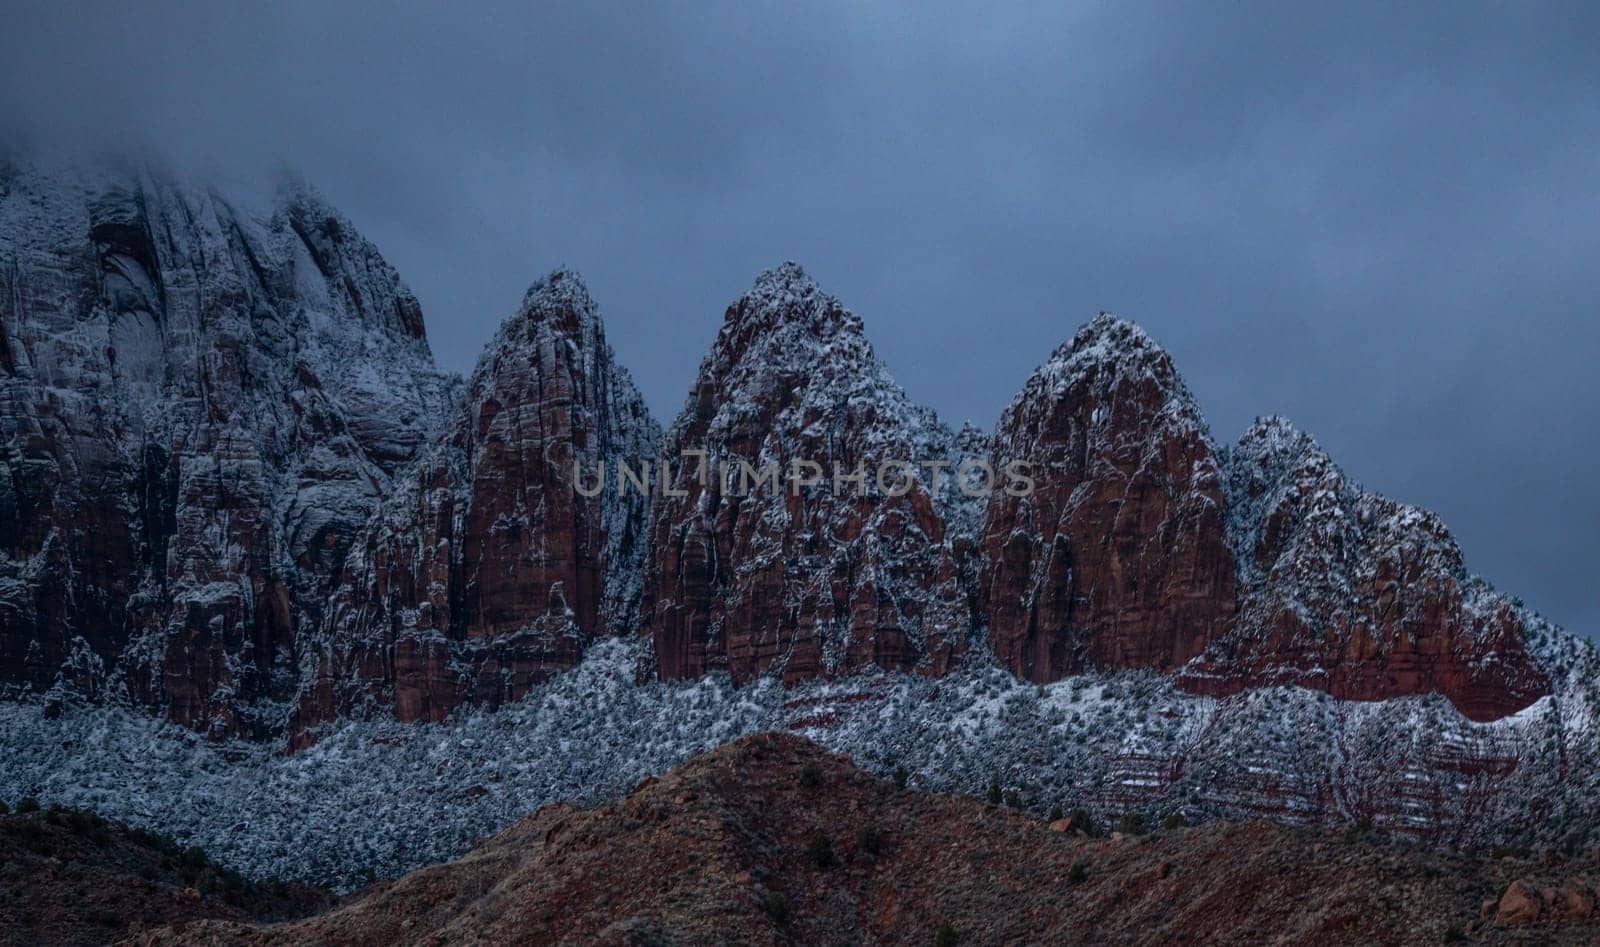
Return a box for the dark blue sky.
[3,1,1596,639]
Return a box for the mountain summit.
[641,263,973,683]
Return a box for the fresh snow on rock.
[1,635,1595,891]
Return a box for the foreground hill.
[129,734,1598,946]
[0,802,326,947]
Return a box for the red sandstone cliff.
[978,314,1239,682]
[0,157,1561,737]
[291,270,659,739]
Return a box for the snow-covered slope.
[2,634,1594,891]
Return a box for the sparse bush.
[798,763,825,789]
[763,891,790,924]
[1067,862,1088,884]
[1047,805,1064,823]
[1163,812,1187,831]
[934,922,960,946]
[806,834,837,869]
[855,824,882,855]
[1070,809,1099,838]
[1003,789,1022,809]
[986,781,1002,805]
[1344,816,1375,845]
[1116,812,1146,836]
[197,868,222,896]
[16,797,39,815]
[1443,924,1466,943]
[893,765,909,790]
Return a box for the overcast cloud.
[3,0,1596,638]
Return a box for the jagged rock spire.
[291,268,660,742]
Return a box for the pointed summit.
[1069,310,1161,351]
[696,262,872,405]
[1028,312,1203,438]
[518,266,596,320]
[480,266,602,351]
[294,275,659,742]
[642,266,971,684]
[980,313,1237,683]
[746,259,820,301]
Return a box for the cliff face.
[292,270,659,739]
[1176,417,1551,721]
[0,158,454,737]
[978,314,1239,682]
[640,264,973,683]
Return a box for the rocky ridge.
[1180,416,1551,721]
[0,160,1593,879]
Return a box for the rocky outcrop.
[1496,879,1543,925]
[975,315,1549,722]
[641,263,973,683]
[978,314,1238,682]
[292,270,659,739]
[0,157,455,737]
[1177,416,1550,722]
